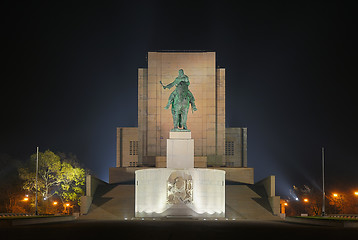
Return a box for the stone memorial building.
[116,51,247,169]
[81,51,280,219]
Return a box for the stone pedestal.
[135,131,225,218]
[166,131,194,169]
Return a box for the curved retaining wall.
[135,168,225,218]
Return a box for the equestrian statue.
[160,69,197,131]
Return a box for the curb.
[0,216,76,227]
[286,217,358,228]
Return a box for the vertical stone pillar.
[138,68,148,166]
[216,68,226,165]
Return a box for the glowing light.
[354,191,358,196]
[65,203,70,207]
[284,202,288,206]
[303,198,309,203]
[333,193,338,197]
[295,197,299,201]
[23,197,29,201]
[53,201,58,205]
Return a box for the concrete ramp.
[80,184,134,220]
[226,185,279,220]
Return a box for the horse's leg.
[178,114,182,128]
[182,105,189,130]
[171,107,176,128]
[174,110,180,129]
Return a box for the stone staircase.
[81,182,279,220]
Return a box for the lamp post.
[65,203,70,215]
[35,147,39,215]
[321,147,325,216]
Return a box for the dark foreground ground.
[1,219,357,240]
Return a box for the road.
[1,219,357,239]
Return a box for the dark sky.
[2,1,357,196]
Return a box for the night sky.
[2,1,357,196]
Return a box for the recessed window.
[225,141,234,156]
[129,161,138,167]
[130,141,138,155]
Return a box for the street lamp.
[321,147,325,216]
[354,191,358,196]
[333,193,338,197]
[35,147,39,215]
[303,198,309,203]
[64,203,71,215]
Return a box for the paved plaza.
[1,219,357,239]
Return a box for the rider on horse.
[160,69,197,111]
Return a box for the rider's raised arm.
[165,77,182,89]
[165,80,176,89]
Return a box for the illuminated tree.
[19,150,62,200]
[19,150,86,213]
[57,161,85,204]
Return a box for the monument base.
[135,168,225,218]
[135,131,224,218]
[167,131,194,169]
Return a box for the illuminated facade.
[81,52,280,220]
[116,51,247,168]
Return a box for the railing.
[328,214,358,219]
[0,213,32,217]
